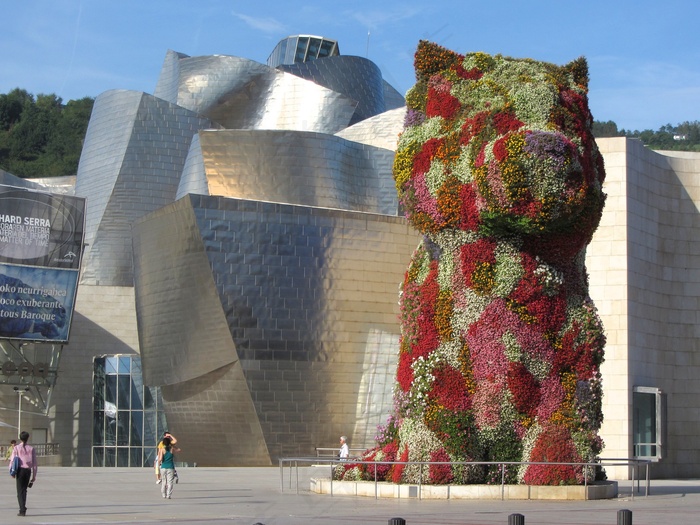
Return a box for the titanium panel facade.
[1,35,414,467]
[153,52,357,134]
[335,107,406,151]
[75,90,216,286]
[133,195,420,464]
[383,80,406,112]
[176,129,399,215]
[279,56,387,125]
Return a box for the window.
[92,355,167,467]
[294,37,309,63]
[306,38,321,61]
[319,39,337,58]
[633,386,665,460]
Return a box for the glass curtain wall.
[92,355,166,467]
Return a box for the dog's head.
[395,42,606,259]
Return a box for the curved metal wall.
[279,55,387,125]
[383,80,407,111]
[75,89,141,273]
[151,53,357,134]
[51,38,411,466]
[153,49,188,104]
[335,107,406,151]
[177,134,208,197]
[176,129,399,215]
[133,194,420,464]
[75,90,216,286]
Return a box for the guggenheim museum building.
[0,35,699,479]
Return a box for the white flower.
[534,257,564,296]
[493,242,523,297]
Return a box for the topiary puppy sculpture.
[350,41,607,486]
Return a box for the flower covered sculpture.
[341,42,607,486]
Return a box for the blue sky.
[2,1,699,132]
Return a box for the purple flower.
[405,108,426,128]
[523,130,575,173]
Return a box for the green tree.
[594,119,700,153]
[591,120,623,138]
[0,88,32,131]
[45,96,94,175]
[0,89,93,177]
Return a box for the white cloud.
[231,11,286,35]
[344,6,422,31]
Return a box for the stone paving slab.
[1,466,698,525]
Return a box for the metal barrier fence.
[315,447,370,458]
[279,456,651,500]
[0,442,59,458]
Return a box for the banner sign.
[0,186,85,342]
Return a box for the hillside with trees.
[0,88,699,178]
[592,120,700,152]
[0,88,93,178]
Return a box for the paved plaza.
[2,466,700,525]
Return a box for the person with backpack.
[9,431,37,517]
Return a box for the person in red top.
[10,431,37,517]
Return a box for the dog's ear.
[566,56,589,90]
[414,40,463,82]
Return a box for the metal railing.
[279,456,651,500]
[315,447,369,458]
[0,442,59,458]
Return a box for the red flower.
[510,192,541,220]
[460,238,497,289]
[427,365,471,410]
[429,448,454,484]
[473,147,484,169]
[459,183,481,231]
[510,253,542,304]
[507,362,541,416]
[376,442,398,479]
[460,111,490,145]
[455,65,483,81]
[554,321,604,380]
[523,425,582,485]
[396,351,414,392]
[413,327,440,359]
[392,445,410,483]
[493,111,525,135]
[426,88,461,120]
[492,136,509,162]
[413,264,440,358]
[527,293,567,334]
[412,138,442,176]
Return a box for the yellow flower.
[435,290,454,341]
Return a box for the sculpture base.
[310,478,618,500]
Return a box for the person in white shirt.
[338,436,349,459]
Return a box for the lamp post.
[13,386,29,437]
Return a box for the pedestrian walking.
[9,431,37,517]
[155,430,179,484]
[157,436,180,499]
[4,439,16,460]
